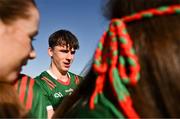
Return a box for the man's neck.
[49,64,69,82]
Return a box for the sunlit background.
[22,0,109,77]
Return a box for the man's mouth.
[64,62,70,68]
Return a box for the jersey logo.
[54,92,63,98]
[65,88,74,95]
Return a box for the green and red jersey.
[34,70,82,116]
[15,74,49,118]
[15,74,34,110]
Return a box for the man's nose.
[66,52,73,60]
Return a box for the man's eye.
[60,50,68,53]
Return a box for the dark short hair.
[48,29,79,50]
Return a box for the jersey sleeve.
[15,74,35,111]
[15,74,51,118]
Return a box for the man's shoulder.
[34,71,47,79]
[68,71,83,79]
[34,71,56,95]
[34,71,56,85]
[34,71,49,91]
[68,72,83,85]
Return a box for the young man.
[34,29,82,118]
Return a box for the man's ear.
[48,47,53,57]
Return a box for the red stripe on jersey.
[42,78,53,90]
[19,75,28,103]
[57,78,70,86]
[42,76,56,87]
[25,78,34,110]
[75,75,80,85]
[41,77,56,90]
[57,75,70,86]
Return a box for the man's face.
[49,45,76,74]
[0,6,39,83]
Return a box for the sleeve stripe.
[41,78,54,90]
[19,76,28,104]
[25,78,35,110]
[24,77,31,105]
[75,75,80,85]
[41,76,56,89]
[17,77,22,94]
[42,76,56,87]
